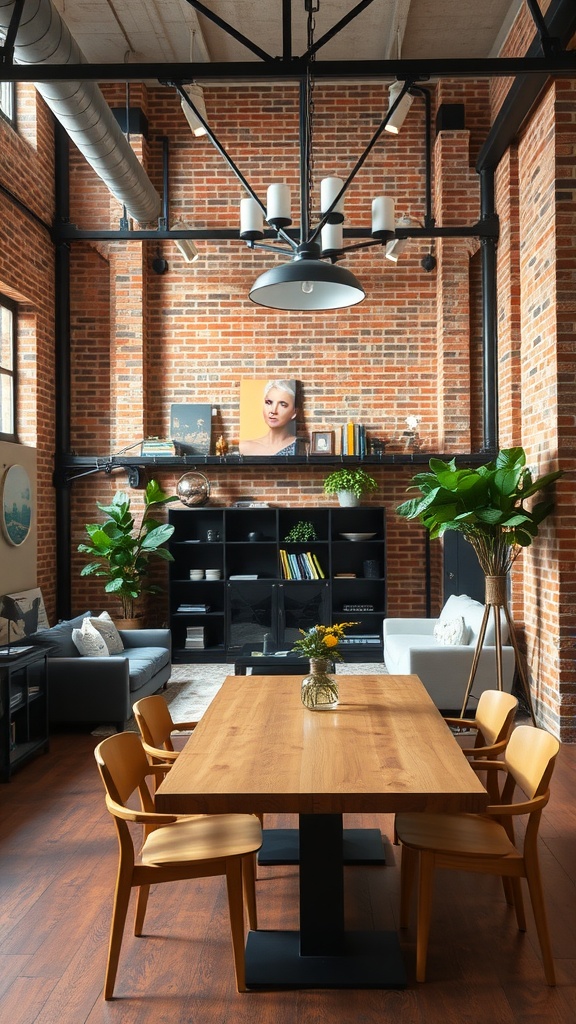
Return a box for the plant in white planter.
[323,468,378,507]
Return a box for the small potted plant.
[323,467,378,507]
[78,479,177,626]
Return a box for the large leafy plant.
[397,447,562,576]
[79,479,177,619]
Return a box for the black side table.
[0,646,49,781]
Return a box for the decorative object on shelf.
[1,464,32,547]
[176,471,211,507]
[78,479,177,622]
[170,403,213,455]
[401,414,426,452]
[323,468,378,507]
[340,532,377,541]
[284,521,317,542]
[292,621,357,711]
[311,431,334,455]
[215,434,228,456]
[397,447,563,720]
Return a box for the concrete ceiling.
[51,0,524,69]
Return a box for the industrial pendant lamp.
[249,242,365,311]
[173,4,423,312]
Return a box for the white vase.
[337,490,360,507]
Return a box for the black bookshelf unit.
[168,506,386,663]
[0,646,49,781]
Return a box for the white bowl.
[339,532,377,542]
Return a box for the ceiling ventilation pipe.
[0,0,161,225]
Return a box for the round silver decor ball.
[176,471,211,507]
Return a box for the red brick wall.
[0,86,56,622]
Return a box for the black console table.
[0,646,49,781]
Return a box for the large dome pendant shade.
[249,243,365,311]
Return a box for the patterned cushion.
[72,618,110,657]
[89,611,124,654]
[433,615,469,646]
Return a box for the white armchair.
[383,593,516,711]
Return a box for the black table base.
[258,827,392,865]
[245,930,407,988]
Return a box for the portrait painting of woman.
[239,379,299,456]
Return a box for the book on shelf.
[177,603,210,612]
[339,634,381,645]
[340,421,367,456]
[141,437,176,456]
[280,549,324,581]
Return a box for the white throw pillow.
[72,617,110,657]
[433,615,469,646]
[89,611,124,654]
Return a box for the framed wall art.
[1,464,32,546]
[311,431,334,455]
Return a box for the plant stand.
[460,575,536,724]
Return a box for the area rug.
[91,661,385,736]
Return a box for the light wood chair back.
[133,694,197,764]
[95,731,261,999]
[396,724,561,985]
[444,688,518,758]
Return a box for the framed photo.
[311,431,334,455]
[170,403,212,455]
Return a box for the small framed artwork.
[2,464,32,546]
[311,431,334,455]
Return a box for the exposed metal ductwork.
[0,0,161,224]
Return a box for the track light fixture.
[385,215,414,262]
[171,220,200,263]
[385,81,415,135]
[180,84,208,137]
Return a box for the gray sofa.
[29,612,172,731]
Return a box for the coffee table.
[157,673,488,988]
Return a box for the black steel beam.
[51,220,499,243]
[54,123,72,619]
[183,0,275,62]
[477,0,576,171]
[1,56,576,84]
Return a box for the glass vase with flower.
[291,622,357,710]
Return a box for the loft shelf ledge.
[57,450,496,482]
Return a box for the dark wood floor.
[1,729,575,1024]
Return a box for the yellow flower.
[324,634,338,648]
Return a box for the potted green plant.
[78,479,177,626]
[323,467,378,507]
[396,447,562,716]
[396,447,562,576]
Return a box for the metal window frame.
[0,292,18,442]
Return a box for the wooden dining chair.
[94,731,262,999]
[395,724,560,984]
[444,689,519,760]
[133,693,198,765]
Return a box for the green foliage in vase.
[396,447,562,576]
[323,467,378,499]
[284,521,317,542]
[78,479,178,619]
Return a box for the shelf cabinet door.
[278,581,330,648]
[226,581,278,649]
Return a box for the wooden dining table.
[156,672,488,988]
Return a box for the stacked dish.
[205,569,222,580]
[189,569,204,580]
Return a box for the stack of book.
[185,626,205,649]
[279,549,325,580]
[177,602,210,613]
[141,437,176,456]
[340,421,367,456]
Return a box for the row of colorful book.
[340,421,367,456]
[279,549,325,580]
